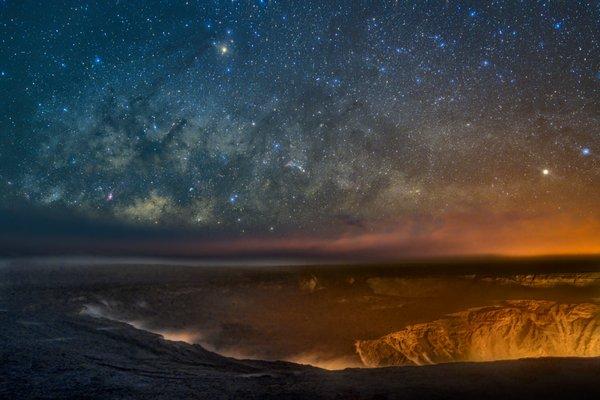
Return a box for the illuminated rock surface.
[488,273,600,288]
[356,300,600,367]
[366,272,600,298]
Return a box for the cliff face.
[486,273,600,288]
[366,272,600,298]
[356,300,600,367]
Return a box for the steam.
[287,351,362,370]
[81,302,206,344]
[79,300,361,369]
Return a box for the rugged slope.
[2,309,600,399]
[356,300,600,367]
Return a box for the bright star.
[542,169,550,176]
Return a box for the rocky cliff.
[356,300,600,367]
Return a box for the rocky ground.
[2,309,600,399]
[356,300,600,367]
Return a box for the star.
[1,0,597,248]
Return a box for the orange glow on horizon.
[173,210,600,260]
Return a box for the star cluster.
[0,1,598,243]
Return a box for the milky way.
[0,1,598,256]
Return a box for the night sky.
[0,1,598,259]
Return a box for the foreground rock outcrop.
[356,300,600,367]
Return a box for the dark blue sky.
[0,1,598,258]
